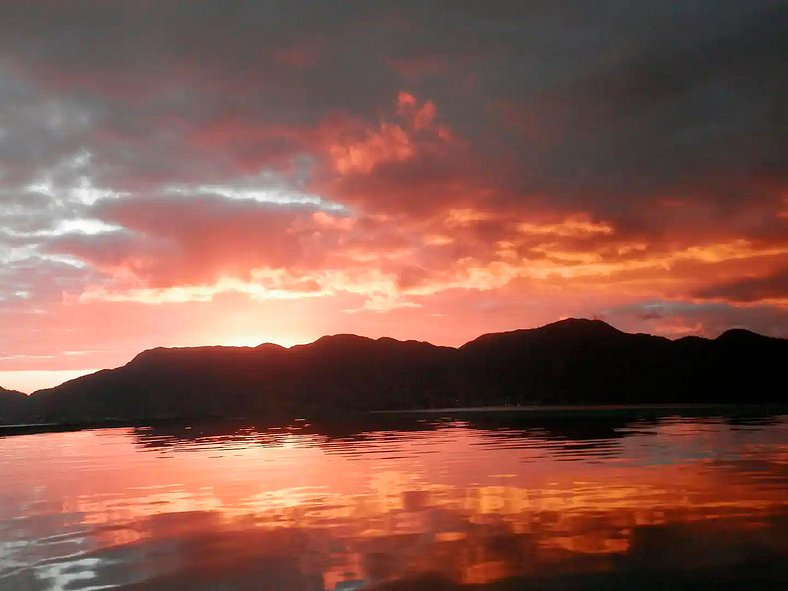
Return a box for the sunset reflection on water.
[1,412,786,590]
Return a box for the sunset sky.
[1,1,786,392]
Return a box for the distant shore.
[372,403,758,413]
[2,402,786,439]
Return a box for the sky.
[0,0,786,392]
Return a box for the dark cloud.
[606,300,788,339]
[2,1,783,206]
[694,269,788,303]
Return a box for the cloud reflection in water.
[0,412,786,590]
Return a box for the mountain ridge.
[1,318,785,426]
[0,386,31,424]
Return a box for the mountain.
[0,386,28,424]
[458,320,785,405]
[2,319,786,426]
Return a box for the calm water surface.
[1,412,786,590]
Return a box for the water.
[0,411,786,590]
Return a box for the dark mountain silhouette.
[0,386,28,424]
[2,319,786,426]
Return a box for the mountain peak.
[542,317,622,334]
[716,327,775,343]
[462,317,623,349]
[311,334,375,346]
[0,386,26,397]
[254,342,287,352]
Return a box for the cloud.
[693,269,788,305]
[606,300,788,339]
[49,193,335,287]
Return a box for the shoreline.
[370,402,763,414]
[2,402,786,438]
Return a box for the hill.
[2,319,786,425]
[0,386,28,424]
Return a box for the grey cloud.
[0,254,99,310]
[1,1,784,212]
[694,269,788,303]
[606,300,788,339]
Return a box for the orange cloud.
[328,122,414,174]
[325,91,453,175]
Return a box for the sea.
[1,407,786,590]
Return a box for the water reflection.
[0,411,786,590]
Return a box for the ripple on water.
[0,412,786,590]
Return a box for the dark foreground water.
[1,411,786,590]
